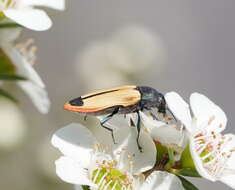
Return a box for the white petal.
[220,175,235,189]
[140,171,185,190]
[51,123,97,168]
[165,92,192,132]
[2,43,45,88]
[140,111,166,131]
[140,111,186,145]
[190,93,227,133]
[219,134,235,188]
[22,0,65,10]
[113,125,156,174]
[4,9,52,31]
[55,156,96,187]
[17,81,50,114]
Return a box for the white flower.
[52,123,184,190]
[0,32,50,114]
[165,92,235,188]
[0,0,65,31]
[110,25,166,74]
[139,111,188,161]
[77,25,166,91]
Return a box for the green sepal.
[167,147,175,166]
[82,185,90,190]
[171,168,200,177]
[0,48,16,75]
[180,145,196,170]
[0,88,18,103]
[178,176,199,190]
[156,143,168,164]
[0,74,27,81]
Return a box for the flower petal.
[22,0,65,10]
[190,93,227,133]
[140,111,166,131]
[55,156,96,187]
[17,81,50,114]
[165,92,192,132]
[219,134,235,188]
[51,123,97,168]
[113,124,156,174]
[3,9,52,31]
[140,171,185,190]
[3,43,45,88]
[140,111,187,161]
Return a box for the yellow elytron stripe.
[81,88,141,110]
[81,85,136,99]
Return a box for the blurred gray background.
[1,0,235,189]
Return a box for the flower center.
[193,118,235,178]
[91,160,133,190]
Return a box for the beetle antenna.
[166,107,177,121]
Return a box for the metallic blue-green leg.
[136,111,143,152]
[99,107,119,144]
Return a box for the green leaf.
[82,185,90,190]
[0,74,27,81]
[180,145,196,170]
[178,176,199,190]
[0,48,15,74]
[177,168,201,177]
[0,88,18,103]
[0,23,21,28]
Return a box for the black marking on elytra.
[82,89,119,100]
[69,96,84,106]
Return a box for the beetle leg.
[84,115,87,121]
[99,107,119,144]
[149,109,159,120]
[167,108,177,121]
[136,111,143,152]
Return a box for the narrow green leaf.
[0,23,21,28]
[0,74,27,81]
[0,88,18,103]
[82,185,90,190]
[0,48,15,74]
[178,176,199,190]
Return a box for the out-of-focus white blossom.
[110,26,166,73]
[0,33,51,113]
[0,0,65,31]
[0,29,50,113]
[77,26,166,91]
[0,97,27,149]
